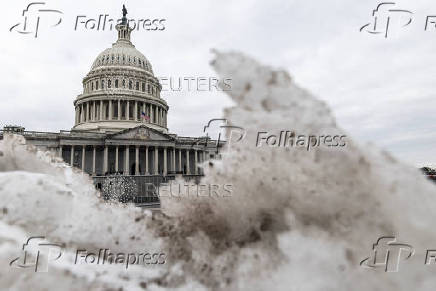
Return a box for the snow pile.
[1,51,436,290]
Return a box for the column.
[124,146,129,175]
[154,147,158,175]
[81,145,86,170]
[178,149,182,173]
[103,146,108,174]
[145,146,149,174]
[126,100,130,120]
[92,101,95,121]
[172,148,176,173]
[135,146,139,175]
[115,146,119,172]
[100,100,103,120]
[186,149,190,175]
[118,99,121,120]
[109,100,113,120]
[155,106,158,124]
[134,101,138,121]
[163,147,167,176]
[86,103,89,122]
[194,149,198,175]
[70,145,75,167]
[150,104,154,124]
[59,145,63,158]
[142,102,146,122]
[92,146,96,175]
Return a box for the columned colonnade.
[60,144,206,176]
[75,99,167,128]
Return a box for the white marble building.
[1,10,222,198]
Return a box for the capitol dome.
[72,15,168,133]
[90,40,154,74]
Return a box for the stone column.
[100,100,103,120]
[194,149,198,175]
[154,147,159,175]
[150,104,154,124]
[81,145,86,170]
[85,103,89,122]
[163,147,167,176]
[115,146,119,172]
[59,145,63,158]
[178,149,182,173]
[118,100,121,120]
[92,146,96,175]
[70,145,75,167]
[172,148,176,173]
[134,101,138,121]
[126,100,130,120]
[155,106,158,125]
[124,146,129,175]
[103,146,108,174]
[109,100,113,120]
[186,149,190,175]
[135,146,139,175]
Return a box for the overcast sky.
[1,0,436,167]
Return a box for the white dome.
[91,41,154,74]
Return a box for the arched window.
[142,83,145,92]
[96,81,99,90]
[115,79,118,88]
[122,79,126,88]
[108,79,111,88]
[129,80,132,89]
[91,82,94,90]
[135,81,139,90]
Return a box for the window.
[136,81,139,90]
[148,85,151,94]
[96,81,99,90]
[142,83,145,92]
[108,79,111,88]
[115,79,118,88]
[129,80,132,89]
[91,82,94,90]
[122,79,126,88]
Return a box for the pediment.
[109,126,172,141]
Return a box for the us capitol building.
[1,8,222,203]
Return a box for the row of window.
[84,78,159,97]
[96,54,150,71]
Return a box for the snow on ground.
[1,51,436,290]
